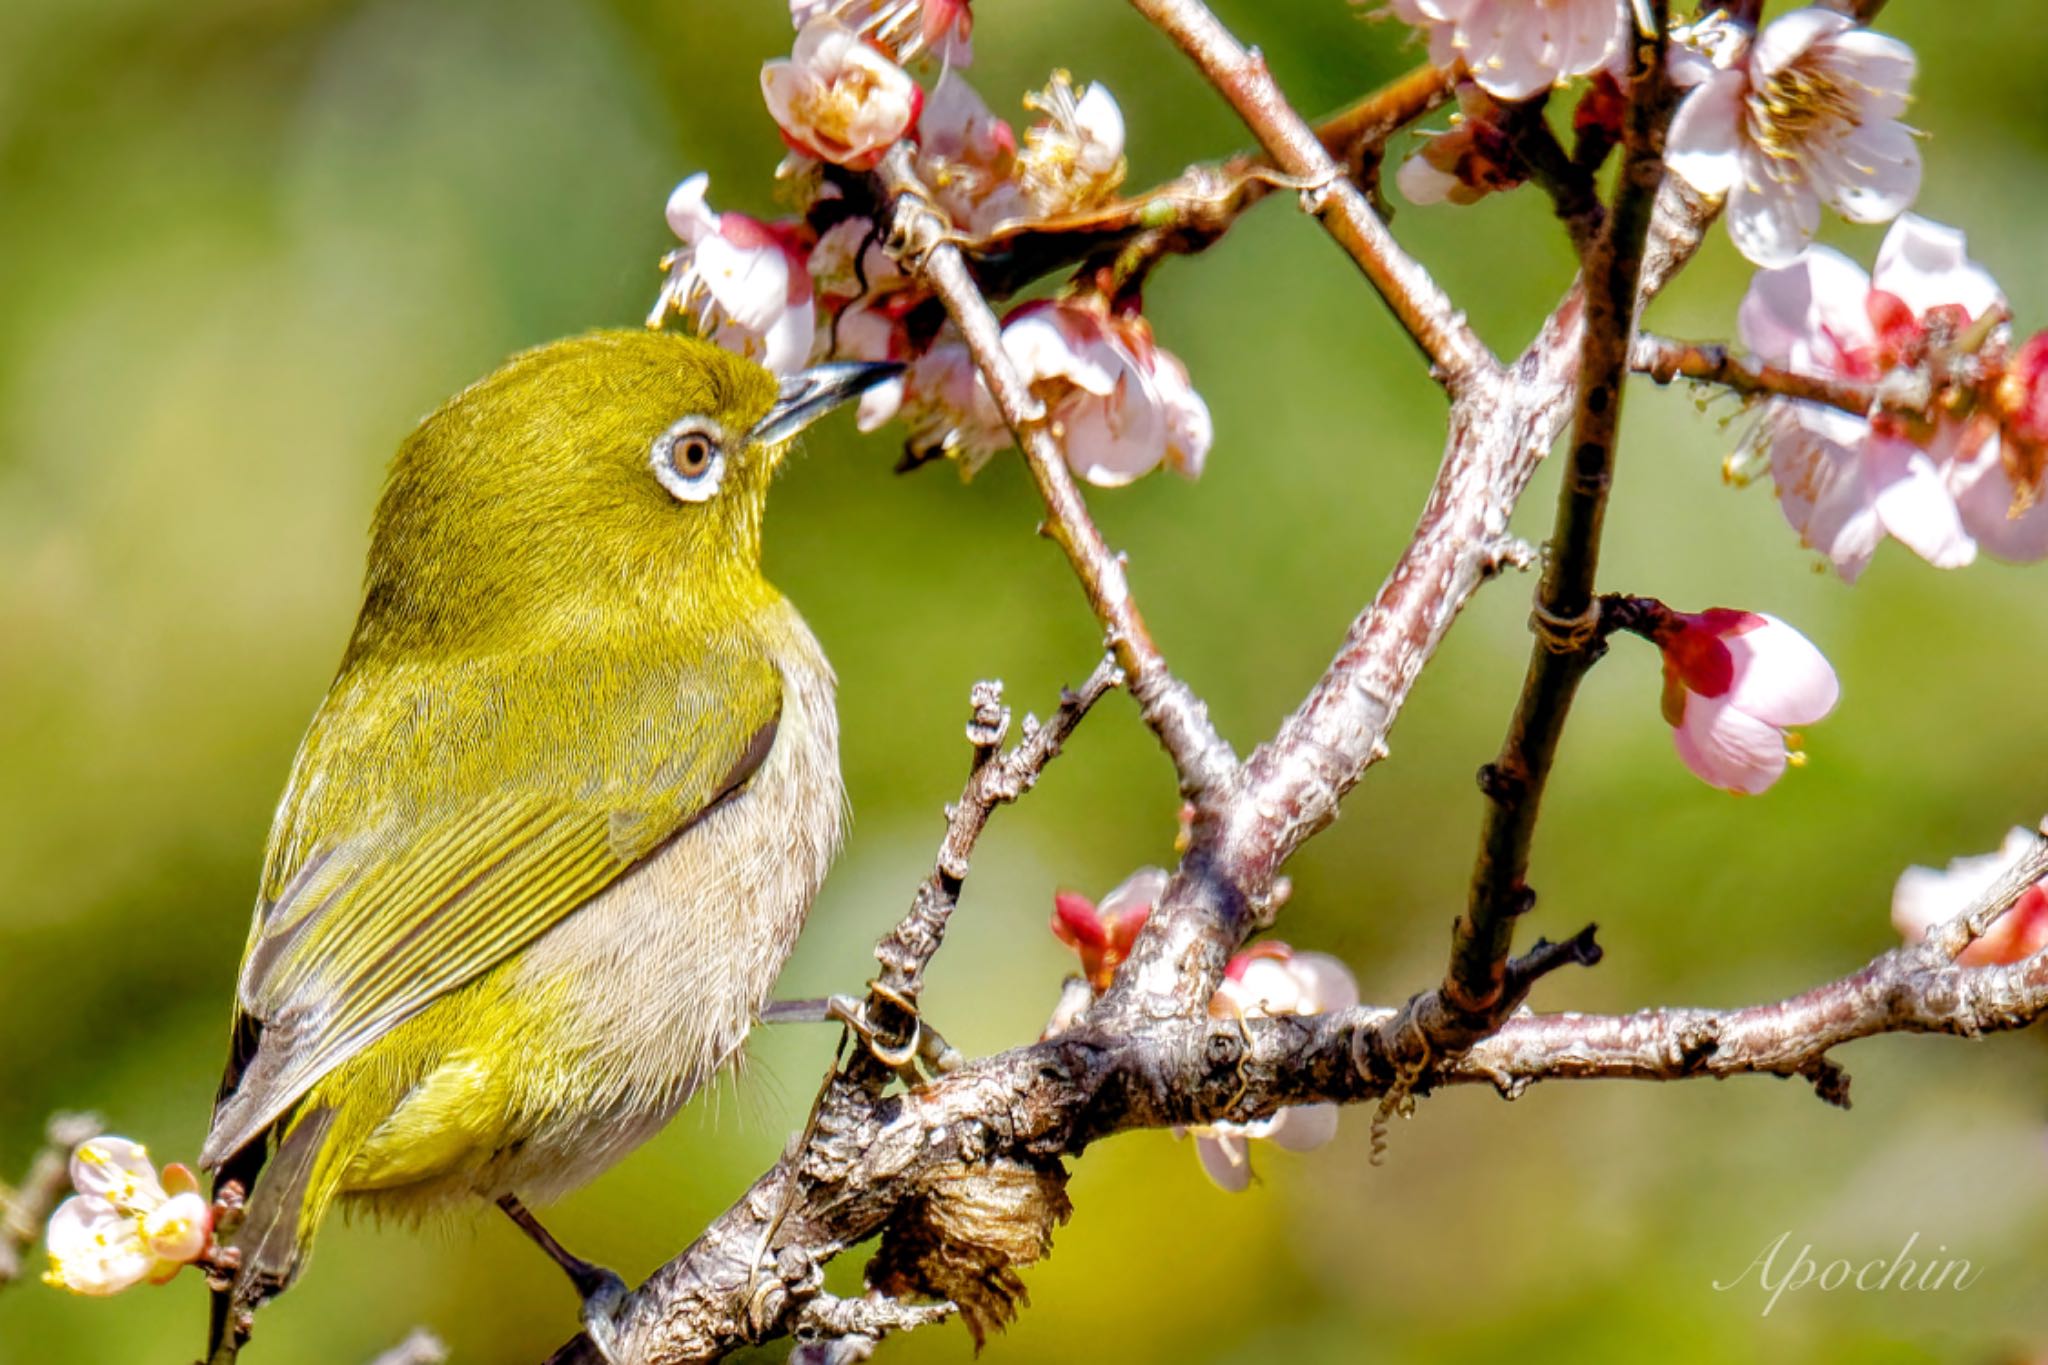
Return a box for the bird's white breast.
[499,598,842,1197]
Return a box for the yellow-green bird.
[198,330,897,1356]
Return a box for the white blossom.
[1667,7,1920,265]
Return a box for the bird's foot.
[761,988,962,1084]
[497,1195,630,1362]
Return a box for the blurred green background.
[4,1,2047,1361]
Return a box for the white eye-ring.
[651,416,727,503]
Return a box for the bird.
[197,329,899,1359]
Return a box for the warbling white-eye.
[198,330,898,1356]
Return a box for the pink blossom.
[809,215,923,428]
[913,71,1026,236]
[1192,943,1359,1192]
[1893,825,2048,967]
[1000,301,1211,486]
[1396,84,1529,207]
[1666,8,1919,266]
[1737,215,2048,577]
[1388,0,1630,102]
[1652,609,1839,795]
[790,0,972,66]
[762,19,922,170]
[1015,73,1127,217]
[893,329,1010,467]
[650,174,816,375]
[1051,867,1165,993]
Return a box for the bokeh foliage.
[3,1,2047,1361]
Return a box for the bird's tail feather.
[204,1105,341,1361]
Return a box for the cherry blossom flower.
[43,1137,212,1296]
[762,19,922,170]
[1651,608,1839,795]
[1396,85,1528,206]
[1015,72,1127,217]
[810,216,923,428]
[1893,824,2048,967]
[1387,0,1631,102]
[1975,331,2048,540]
[999,300,1211,486]
[1737,214,2048,577]
[894,329,1011,466]
[1666,7,1920,266]
[650,174,816,375]
[1051,866,1166,992]
[1191,943,1359,1192]
[914,71,1026,235]
[791,0,972,66]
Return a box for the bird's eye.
[651,417,726,504]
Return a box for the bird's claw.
[577,1267,632,1365]
[762,990,961,1084]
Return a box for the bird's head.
[352,330,898,655]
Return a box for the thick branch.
[1126,0,1497,391]
[876,147,1240,804]
[1447,3,1674,1027]
[547,926,2048,1364]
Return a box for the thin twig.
[0,1112,102,1291]
[876,146,1241,804]
[1125,0,1497,391]
[1446,0,1674,1026]
[950,64,1458,302]
[1632,332,1876,419]
[857,659,1123,1070]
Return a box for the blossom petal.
[1267,1103,1342,1153]
[1195,1132,1254,1192]
[1866,436,1977,570]
[1726,150,1823,267]
[45,1197,153,1296]
[663,173,719,245]
[1287,951,1361,1013]
[140,1192,212,1265]
[1822,119,1922,227]
[70,1138,161,1206]
[1950,439,2048,563]
[1871,214,2004,323]
[1673,695,1791,794]
[1720,615,1839,727]
[1825,28,1917,123]
[1665,70,1748,197]
[1750,7,1853,79]
[1738,247,1874,369]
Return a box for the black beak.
[748,361,904,446]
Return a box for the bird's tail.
[204,1105,341,1362]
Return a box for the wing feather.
[202,640,781,1167]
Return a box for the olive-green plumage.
[202,331,879,1342]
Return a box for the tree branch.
[1444,0,1674,1033]
[543,852,2048,1363]
[876,147,1242,805]
[1125,0,1497,392]
[1632,332,1877,419]
[960,61,1458,298]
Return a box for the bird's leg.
[497,1194,628,1361]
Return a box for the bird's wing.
[202,641,782,1167]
